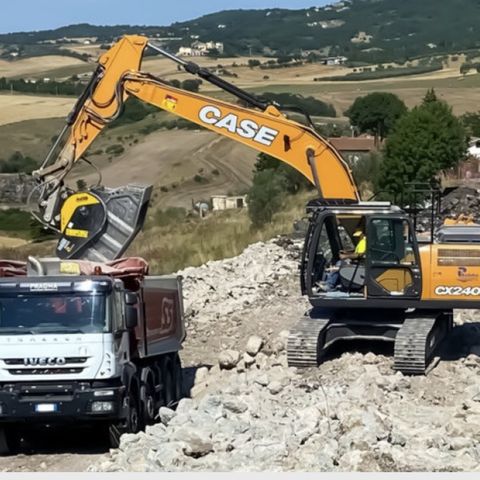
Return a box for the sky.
[0,1,330,34]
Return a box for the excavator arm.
[33,35,360,261]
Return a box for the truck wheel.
[105,390,140,449]
[161,356,175,407]
[140,379,156,426]
[173,353,183,402]
[126,390,140,434]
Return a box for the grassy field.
[0,94,73,126]
[0,117,64,160]
[0,56,87,79]
[247,72,480,116]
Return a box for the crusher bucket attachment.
[56,184,152,262]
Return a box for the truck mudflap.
[0,382,127,422]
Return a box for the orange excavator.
[31,35,480,374]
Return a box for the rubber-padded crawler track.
[287,318,330,367]
[394,314,452,375]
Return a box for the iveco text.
[198,106,279,146]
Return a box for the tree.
[460,111,480,138]
[0,151,37,174]
[276,56,291,65]
[423,87,438,104]
[351,152,382,198]
[247,170,287,227]
[346,92,407,142]
[248,59,261,68]
[181,79,202,93]
[377,93,467,196]
[254,153,310,194]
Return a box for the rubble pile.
[175,237,310,365]
[414,187,480,234]
[440,187,480,223]
[92,327,480,472]
[90,238,480,472]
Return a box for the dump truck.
[0,256,185,453]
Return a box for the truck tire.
[104,389,141,449]
[162,355,175,407]
[161,353,183,408]
[173,353,183,402]
[125,389,140,435]
[0,426,21,456]
[140,373,156,426]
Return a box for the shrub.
[0,151,37,174]
[194,174,209,184]
[105,144,125,156]
[261,92,336,117]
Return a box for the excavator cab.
[301,203,422,305]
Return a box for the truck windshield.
[0,294,107,334]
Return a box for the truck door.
[366,217,422,299]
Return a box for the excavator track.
[393,313,452,375]
[287,317,330,368]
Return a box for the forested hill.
[2,0,480,63]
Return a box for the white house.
[468,138,480,159]
[211,195,247,211]
[178,41,224,57]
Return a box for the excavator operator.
[320,226,367,292]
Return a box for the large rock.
[246,335,263,356]
[223,397,248,414]
[218,350,240,370]
[159,407,176,426]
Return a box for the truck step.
[287,317,330,368]
[393,313,452,375]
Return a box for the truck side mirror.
[125,292,138,305]
[125,305,138,329]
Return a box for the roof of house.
[328,136,377,152]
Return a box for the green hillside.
[1,1,480,63]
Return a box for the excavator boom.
[33,35,360,260]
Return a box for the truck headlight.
[0,404,4,415]
[91,401,114,413]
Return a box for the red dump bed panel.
[136,276,185,358]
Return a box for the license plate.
[35,403,58,413]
